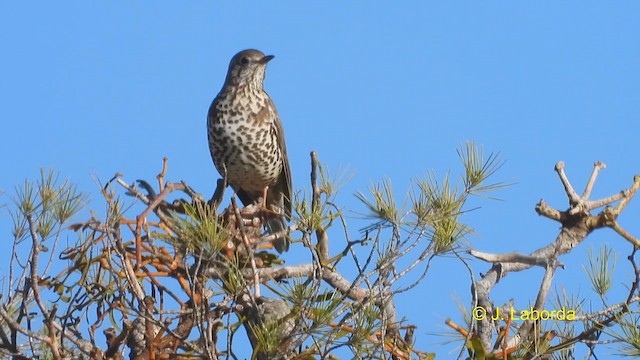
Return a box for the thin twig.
[157,157,169,192]
[311,151,329,261]
[554,161,580,204]
[231,197,261,297]
[581,161,606,199]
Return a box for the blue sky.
[1,2,639,358]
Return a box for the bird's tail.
[267,216,290,253]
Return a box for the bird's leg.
[259,185,285,216]
[259,185,283,219]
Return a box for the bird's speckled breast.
[208,87,283,193]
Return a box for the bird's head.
[224,49,274,89]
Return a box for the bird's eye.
[240,57,249,65]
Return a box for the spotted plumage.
[207,49,292,253]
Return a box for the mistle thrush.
[207,49,292,253]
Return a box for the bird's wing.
[270,102,293,217]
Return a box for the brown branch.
[534,199,566,222]
[614,175,640,213]
[203,264,369,301]
[581,161,606,199]
[554,161,580,204]
[209,178,226,209]
[474,161,640,352]
[24,214,62,359]
[0,305,51,345]
[157,157,169,192]
[611,221,640,247]
[469,250,564,269]
[231,196,261,296]
[262,224,298,244]
[545,249,640,354]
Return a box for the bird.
[207,49,292,253]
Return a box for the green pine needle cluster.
[357,142,508,254]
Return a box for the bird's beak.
[261,55,275,64]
